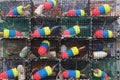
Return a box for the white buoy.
[93,51,107,59]
[17,65,25,80]
[61,45,67,52]
[19,46,28,58]
[34,5,44,16]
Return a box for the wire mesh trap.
[60,38,89,59]
[31,17,60,38]
[61,59,90,79]
[0,59,26,80]
[31,38,59,59]
[60,0,90,17]
[91,38,117,59]
[3,38,28,59]
[92,17,118,38]
[61,17,92,38]
[32,0,61,17]
[90,0,120,17]
[90,59,120,80]
[0,17,30,38]
[30,59,59,80]
[0,0,31,17]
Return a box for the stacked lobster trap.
[0,0,120,80]
[0,0,31,80]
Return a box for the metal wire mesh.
[0,0,120,80]
[0,58,26,80]
[0,0,30,16]
[92,17,118,38]
[32,0,61,17]
[90,0,120,16]
[31,17,60,37]
[60,39,89,59]
[61,0,90,16]
[0,17,30,38]
[3,39,28,59]
[31,59,59,80]
[90,59,120,80]
[91,39,117,59]
[61,59,90,79]
[0,40,3,58]
[31,38,59,58]
[61,17,92,38]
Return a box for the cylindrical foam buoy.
[92,4,111,16]
[43,0,57,10]
[38,40,50,55]
[3,29,22,38]
[7,4,30,16]
[32,27,51,38]
[33,66,53,80]
[68,9,85,16]
[93,69,108,78]
[19,46,28,58]
[62,25,80,37]
[93,51,107,59]
[62,70,80,79]
[94,29,113,38]
[7,6,26,16]
[61,46,79,59]
[0,68,18,79]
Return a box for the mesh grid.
[0,0,30,16]
[31,17,60,37]
[90,0,120,16]
[61,17,92,38]
[0,17,30,38]
[3,38,28,59]
[60,39,89,59]
[91,39,117,59]
[30,59,59,80]
[31,38,59,58]
[0,0,120,80]
[61,59,90,79]
[90,59,120,80]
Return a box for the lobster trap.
[90,38,117,59]
[32,0,61,17]
[0,0,31,17]
[60,0,90,16]
[0,17,30,38]
[30,59,59,80]
[0,58,26,80]
[92,17,118,38]
[90,59,120,80]
[61,59,90,79]
[31,17,60,38]
[2,38,28,59]
[60,38,89,59]
[31,38,59,59]
[61,17,92,38]
[90,0,120,17]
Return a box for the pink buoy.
[67,9,75,16]
[44,2,52,10]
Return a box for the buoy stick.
[0,32,3,36]
[79,46,86,50]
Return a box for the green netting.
[61,17,91,38]
[0,17,29,37]
[90,59,119,80]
